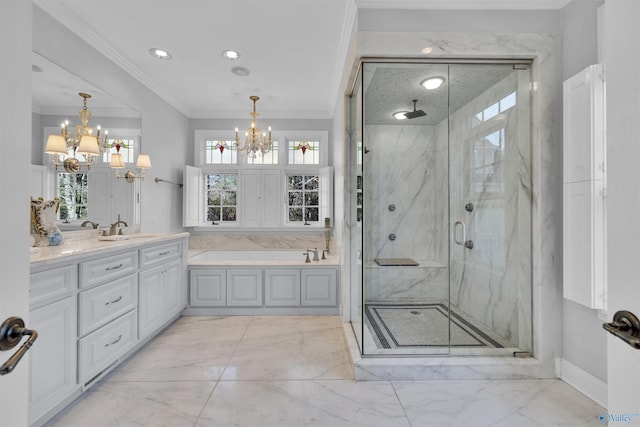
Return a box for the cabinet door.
[301,269,337,307]
[138,264,164,338]
[190,268,226,306]
[227,269,263,306]
[163,259,182,317]
[265,269,300,306]
[29,296,78,425]
[241,170,261,226]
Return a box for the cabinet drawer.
[30,264,77,307]
[78,310,137,385]
[79,274,137,336]
[140,241,181,268]
[80,251,137,289]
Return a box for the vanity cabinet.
[77,253,139,388]
[28,233,188,427]
[138,243,183,338]
[29,291,78,426]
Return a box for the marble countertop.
[187,249,340,267]
[30,232,190,265]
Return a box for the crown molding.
[34,0,191,117]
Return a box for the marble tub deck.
[44,316,604,427]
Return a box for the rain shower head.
[404,99,426,119]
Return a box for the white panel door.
[241,170,261,226]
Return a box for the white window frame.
[186,130,331,230]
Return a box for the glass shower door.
[448,64,532,356]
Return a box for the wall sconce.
[110,152,152,183]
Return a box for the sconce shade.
[110,153,125,168]
[77,134,100,156]
[45,134,68,155]
[135,154,152,169]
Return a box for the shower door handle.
[454,221,474,249]
[454,221,466,246]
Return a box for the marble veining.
[44,316,604,427]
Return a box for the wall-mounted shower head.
[404,99,426,119]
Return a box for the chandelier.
[235,95,272,159]
[44,93,109,172]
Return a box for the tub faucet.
[81,220,99,229]
[307,248,319,262]
[108,215,128,236]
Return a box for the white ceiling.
[33,0,570,120]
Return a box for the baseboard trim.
[556,358,607,408]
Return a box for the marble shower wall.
[363,124,449,303]
[447,71,532,350]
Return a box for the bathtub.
[188,249,338,266]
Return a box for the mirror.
[31,52,142,231]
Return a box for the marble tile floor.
[44,316,605,427]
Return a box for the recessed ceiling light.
[222,50,241,60]
[393,111,408,120]
[421,77,445,90]
[421,47,433,54]
[231,66,250,77]
[149,48,172,60]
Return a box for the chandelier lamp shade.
[44,92,109,172]
[235,95,272,159]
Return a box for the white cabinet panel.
[265,269,300,306]
[78,310,137,386]
[80,251,138,289]
[79,274,137,336]
[562,63,607,310]
[139,241,181,268]
[29,296,78,425]
[138,264,165,338]
[241,170,282,226]
[262,170,282,226]
[30,264,76,307]
[301,269,337,307]
[163,259,182,317]
[227,269,263,306]
[190,269,226,306]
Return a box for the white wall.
[561,0,607,384]
[33,6,189,233]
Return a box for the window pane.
[289,192,303,206]
[207,207,220,222]
[288,140,319,165]
[483,102,499,121]
[103,138,136,164]
[305,192,318,206]
[500,91,516,112]
[289,207,303,221]
[205,173,238,223]
[286,174,320,223]
[222,207,237,221]
[288,175,303,190]
[205,140,237,164]
[247,140,279,165]
[304,176,318,190]
[57,172,89,222]
[305,207,319,222]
